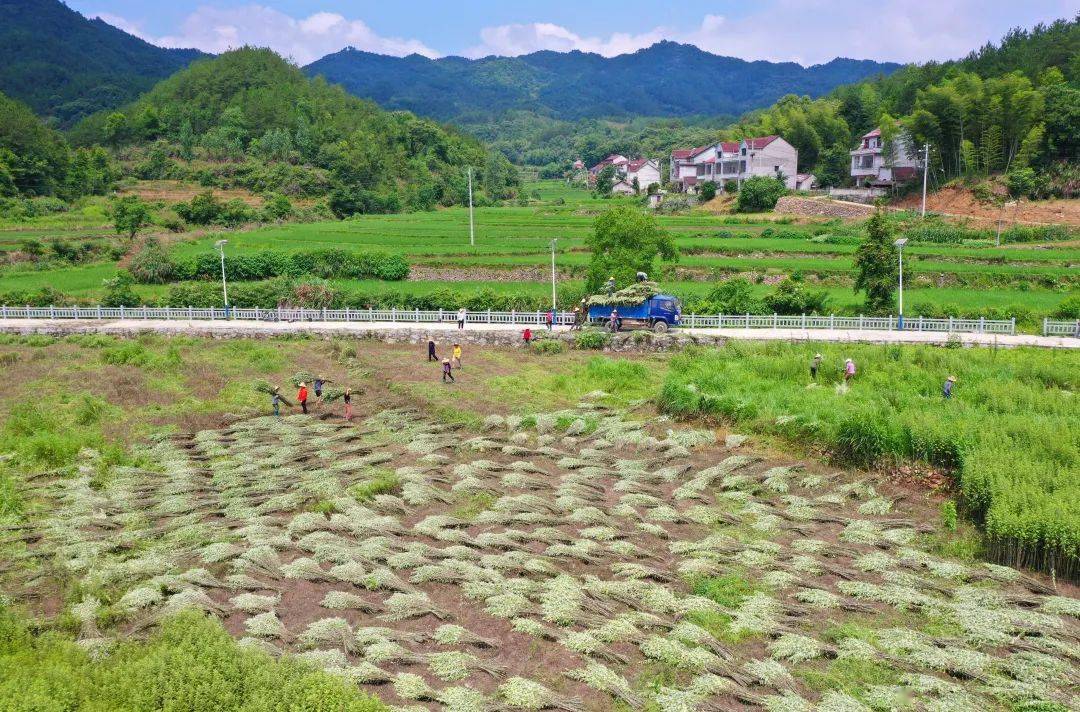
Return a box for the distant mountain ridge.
[0,0,206,126]
[304,41,901,123]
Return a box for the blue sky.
[69,0,1076,66]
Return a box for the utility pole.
[467,167,475,247]
[996,200,1017,247]
[550,239,558,311]
[894,238,907,329]
[920,143,930,217]
[215,239,229,315]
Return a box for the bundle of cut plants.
[321,386,355,403]
[253,380,293,406]
[290,371,329,387]
[587,281,660,307]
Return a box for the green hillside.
[68,48,518,213]
[0,0,206,126]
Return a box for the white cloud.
[95,4,438,64]
[466,1,1074,65]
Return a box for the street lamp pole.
[894,237,907,329]
[215,239,229,315]
[550,238,558,311]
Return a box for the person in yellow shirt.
[452,343,463,369]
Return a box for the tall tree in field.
[112,196,152,239]
[853,210,901,314]
[585,206,676,293]
[594,165,616,197]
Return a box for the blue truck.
[587,294,682,332]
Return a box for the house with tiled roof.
[850,128,919,186]
[670,136,799,192]
[589,155,660,193]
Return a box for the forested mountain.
[69,48,518,213]
[0,0,206,126]
[305,41,899,123]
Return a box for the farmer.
[609,309,620,333]
[313,376,325,400]
[442,357,455,383]
[545,309,554,331]
[843,358,856,383]
[810,353,823,381]
[271,387,281,417]
[343,387,353,420]
[523,327,533,345]
[571,306,581,331]
[297,382,309,414]
[605,276,616,296]
[427,338,438,362]
[457,307,467,330]
[943,375,956,400]
[452,343,463,369]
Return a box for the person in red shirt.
[523,327,532,345]
[297,382,309,414]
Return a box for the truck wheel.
[653,320,669,333]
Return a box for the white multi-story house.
[850,128,920,185]
[670,136,799,192]
[624,158,661,189]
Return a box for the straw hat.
[298,382,306,387]
[844,358,852,363]
[814,353,822,359]
[947,375,957,382]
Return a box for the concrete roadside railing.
[0,305,1026,336]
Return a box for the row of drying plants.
[4,392,1078,711]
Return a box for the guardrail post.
[1042,318,1048,336]
[49,305,55,319]
[321,307,326,321]
[438,308,443,323]
[487,309,491,324]
[858,314,863,330]
[948,316,954,332]
[979,317,985,334]
[744,313,750,329]
[511,309,516,324]
[344,307,349,322]
[1009,317,1015,335]
[802,313,807,330]
[717,313,722,328]
[829,314,834,330]
[414,308,419,323]
[773,313,778,329]
[391,307,396,323]
[120,305,125,319]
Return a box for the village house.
[670,136,799,193]
[588,155,660,193]
[850,128,920,186]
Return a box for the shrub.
[941,501,959,531]
[574,330,610,350]
[128,238,177,284]
[735,176,786,212]
[763,278,830,315]
[532,339,566,355]
[1052,294,1080,319]
[699,181,717,201]
[1006,168,1037,199]
[100,272,140,308]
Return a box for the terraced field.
[9,396,1079,710]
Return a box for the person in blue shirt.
[313,376,325,399]
[271,387,281,416]
[943,375,956,399]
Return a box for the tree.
[699,181,717,201]
[103,112,129,147]
[178,120,196,161]
[631,176,640,195]
[701,277,765,314]
[112,196,152,239]
[853,210,900,314]
[736,176,787,212]
[594,165,615,197]
[584,206,676,293]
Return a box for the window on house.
[774,165,780,172]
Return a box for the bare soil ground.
[118,180,266,206]
[894,186,1080,227]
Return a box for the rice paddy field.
[0,334,1078,711]
[0,181,1075,328]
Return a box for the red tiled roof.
[719,141,740,153]
[863,128,881,138]
[671,149,695,159]
[626,158,654,171]
[689,145,713,158]
[744,135,779,149]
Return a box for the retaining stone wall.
[775,195,876,219]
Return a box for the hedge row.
[130,246,409,284]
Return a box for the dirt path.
[894,186,1080,227]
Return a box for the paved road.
[0,318,1075,349]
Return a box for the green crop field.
[0,181,1075,329]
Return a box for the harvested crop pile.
[587,281,660,307]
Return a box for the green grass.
[0,608,387,712]
[658,342,1080,577]
[348,468,402,501]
